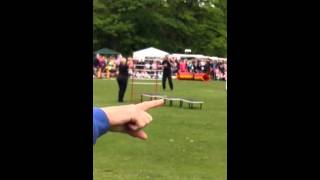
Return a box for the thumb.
[127,130,148,140]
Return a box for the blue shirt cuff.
[93,107,109,144]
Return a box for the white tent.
[170,53,207,60]
[208,56,219,61]
[133,47,169,61]
[208,57,227,62]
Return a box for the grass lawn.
[93,79,227,180]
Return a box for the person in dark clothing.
[161,55,174,91]
[196,60,202,73]
[219,61,225,77]
[93,56,99,76]
[211,60,217,80]
[191,60,196,73]
[204,60,211,74]
[117,57,129,102]
[173,59,179,75]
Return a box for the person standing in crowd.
[107,56,116,79]
[200,60,206,72]
[191,60,196,73]
[223,61,227,81]
[97,54,106,79]
[196,60,202,73]
[208,60,213,79]
[179,59,187,73]
[187,60,192,72]
[171,61,176,75]
[145,61,151,70]
[144,61,151,78]
[105,57,110,79]
[173,58,180,75]
[211,60,217,80]
[127,56,134,76]
[219,61,225,80]
[105,57,111,79]
[116,57,129,102]
[161,55,174,91]
[215,61,221,80]
[93,55,99,78]
[152,61,158,70]
[204,60,211,75]
[151,60,158,79]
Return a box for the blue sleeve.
[93,107,110,144]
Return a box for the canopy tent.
[171,54,226,62]
[170,53,207,60]
[208,56,219,61]
[218,58,227,62]
[94,48,120,56]
[133,47,169,61]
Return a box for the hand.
[100,99,164,140]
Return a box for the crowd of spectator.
[93,54,227,81]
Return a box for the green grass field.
[93,79,227,180]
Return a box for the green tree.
[93,0,227,57]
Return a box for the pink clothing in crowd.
[179,62,187,72]
[152,63,157,70]
[96,54,105,67]
[96,54,103,62]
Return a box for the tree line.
[93,0,227,57]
